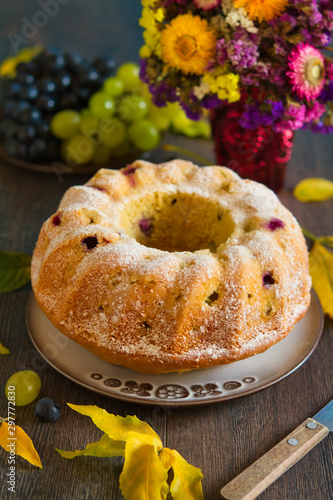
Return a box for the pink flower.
[304,102,326,123]
[274,104,306,132]
[287,43,325,101]
[193,0,220,10]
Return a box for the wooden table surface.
[1,2,333,499]
[0,128,333,500]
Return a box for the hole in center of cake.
[120,192,235,252]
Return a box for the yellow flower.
[202,70,241,102]
[161,13,216,75]
[140,2,164,56]
[140,45,152,58]
[233,0,288,22]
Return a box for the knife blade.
[220,398,332,500]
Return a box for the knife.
[220,398,332,500]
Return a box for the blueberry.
[2,99,19,118]
[0,118,19,139]
[36,122,51,137]
[65,51,90,74]
[20,106,42,125]
[19,84,39,101]
[38,77,57,94]
[139,218,153,234]
[6,81,23,98]
[28,138,47,161]
[73,85,91,103]
[16,72,35,85]
[17,125,36,143]
[59,92,80,109]
[56,72,72,90]
[34,398,60,422]
[263,272,275,287]
[12,100,32,121]
[79,69,101,88]
[5,139,28,159]
[46,54,66,73]
[81,236,98,250]
[92,56,116,76]
[36,94,57,112]
[267,218,285,231]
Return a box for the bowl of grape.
[0,46,167,174]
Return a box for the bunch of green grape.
[50,62,173,166]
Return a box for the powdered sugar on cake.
[31,160,311,373]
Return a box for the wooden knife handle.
[220,418,329,500]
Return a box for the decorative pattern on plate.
[191,383,222,398]
[223,381,242,390]
[120,381,153,397]
[103,378,122,388]
[91,373,103,380]
[155,384,190,400]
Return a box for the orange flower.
[161,13,216,75]
[233,0,288,22]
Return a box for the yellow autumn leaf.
[56,433,125,459]
[309,240,333,318]
[160,447,204,500]
[0,421,42,468]
[0,45,43,77]
[119,432,169,500]
[67,404,162,451]
[0,341,10,354]
[294,178,333,202]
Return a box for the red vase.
[211,101,293,193]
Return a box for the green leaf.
[56,433,125,459]
[0,251,31,293]
[119,432,169,500]
[67,404,163,451]
[0,341,10,354]
[294,178,333,202]
[160,447,204,500]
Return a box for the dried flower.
[287,43,325,101]
[161,13,217,75]
[233,0,288,22]
[140,0,333,132]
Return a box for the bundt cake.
[31,160,311,374]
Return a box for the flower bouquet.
[139,0,333,190]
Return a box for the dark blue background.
[0,0,143,64]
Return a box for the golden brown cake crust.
[31,160,311,374]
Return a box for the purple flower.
[150,82,178,107]
[319,81,333,101]
[239,102,276,129]
[268,100,284,120]
[311,122,333,133]
[216,39,228,66]
[227,40,259,71]
[202,94,223,110]
[139,59,149,84]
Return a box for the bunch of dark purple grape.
[0,47,115,162]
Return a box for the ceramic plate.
[26,290,323,406]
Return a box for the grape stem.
[162,144,214,166]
